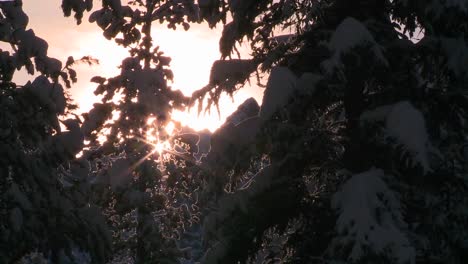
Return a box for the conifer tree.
[0,0,110,262]
[62,0,204,263]
[193,0,468,263]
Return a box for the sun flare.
[145,120,173,156]
[153,140,171,155]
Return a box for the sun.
[144,118,174,156]
[153,140,171,155]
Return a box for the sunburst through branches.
[133,117,197,172]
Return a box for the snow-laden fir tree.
[62,0,207,263]
[0,0,110,262]
[191,0,468,263]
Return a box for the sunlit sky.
[9,0,264,132]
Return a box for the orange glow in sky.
[9,0,264,132]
